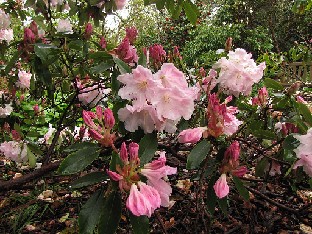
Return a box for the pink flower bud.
[232,166,247,177]
[96,106,103,120]
[178,127,204,144]
[199,67,206,77]
[33,104,39,114]
[104,108,115,129]
[125,26,138,45]
[224,141,240,162]
[84,23,93,40]
[114,0,127,10]
[11,130,21,141]
[213,174,229,198]
[129,142,139,161]
[99,36,107,49]
[82,110,97,129]
[29,21,38,36]
[296,96,307,104]
[24,28,35,44]
[149,44,166,66]
[120,142,128,163]
[107,170,123,181]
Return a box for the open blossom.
[0,141,27,163]
[83,106,115,147]
[178,127,205,144]
[107,143,176,216]
[57,19,73,34]
[0,104,13,118]
[0,9,13,43]
[213,174,229,198]
[293,128,312,177]
[16,70,31,89]
[213,48,266,97]
[117,64,199,133]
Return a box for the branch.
[0,161,60,192]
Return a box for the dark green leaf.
[27,146,36,168]
[182,0,199,25]
[232,176,249,201]
[255,157,268,177]
[263,78,283,90]
[98,191,122,234]
[113,57,132,74]
[34,43,59,65]
[110,151,122,171]
[218,197,228,216]
[139,133,158,166]
[129,214,149,234]
[283,134,299,150]
[68,40,84,50]
[58,145,100,174]
[297,102,312,126]
[138,51,147,67]
[64,142,99,153]
[206,176,218,215]
[186,140,211,169]
[79,189,105,234]
[5,51,19,74]
[90,61,114,74]
[70,172,108,189]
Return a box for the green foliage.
[139,132,158,166]
[70,172,108,189]
[186,140,211,169]
[129,214,150,234]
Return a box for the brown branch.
[0,161,60,192]
[155,210,168,234]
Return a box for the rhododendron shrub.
[1,0,312,233]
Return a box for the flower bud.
[213,174,229,198]
[84,23,93,40]
[99,36,107,49]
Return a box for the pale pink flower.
[213,48,266,97]
[202,69,218,92]
[0,29,13,43]
[0,9,11,29]
[0,104,13,118]
[115,0,127,10]
[16,70,31,89]
[178,127,205,144]
[213,174,229,198]
[0,141,27,163]
[57,19,73,34]
[268,161,281,176]
[44,124,56,143]
[223,106,243,136]
[154,63,188,89]
[118,65,159,106]
[296,96,308,104]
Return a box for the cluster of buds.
[114,37,138,65]
[107,142,177,217]
[214,141,247,198]
[84,23,93,40]
[125,26,138,45]
[149,44,166,69]
[275,122,299,136]
[252,87,269,106]
[82,106,115,147]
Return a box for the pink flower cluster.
[125,26,138,45]
[293,128,312,177]
[0,104,13,118]
[149,44,166,68]
[214,141,247,198]
[57,19,73,34]
[213,48,266,97]
[107,142,177,217]
[0,9,13,43]
[117,64,199,133]
[115,37,138,65]
[82,106,115,147]
[16,70,32,89]
[0,141,27,163]
[178,94,242,143]
[77,80,111,107]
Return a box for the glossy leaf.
[252,129,276,140]
[297,102,312,126]
[129,214,149,234]
[139,133,158,166]
[113,57,132,74]
[187,140,211,169]
[98,191,122,234]
[182,0,199,25]
[255,157,269,177]
[232,176,250,201]
[206,176,218,215]
[263,78,283,91]
[70,172,108,189]
[90,61,114,74]
[218,197,228,216]
[79,189,105,234]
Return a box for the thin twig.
[155,210,168,234]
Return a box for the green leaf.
[138,52,147,67]
[68,40,84,50]
[255,157,268,177]
[206,176,218,215]
[5,51,19,74]
[79,189,105,234]
[64,142,99,153]
[110,151,122,171]
[58,144,100,174]
[70,172,108,189]
[218,197,228,216]
[186,140,211,170]
[113,57,132,74]
[129,214,149,234]
[263,78,283,91]
[98,191,122,234]
[27,146,37,168]
[182,0,199,25]
[232,176,249,201]
[139,133,158,166]
[34,43,59,65]
[252,129,276,140]
[90,61,114,74]
[297,102,312,126]
[283,134,299,151]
